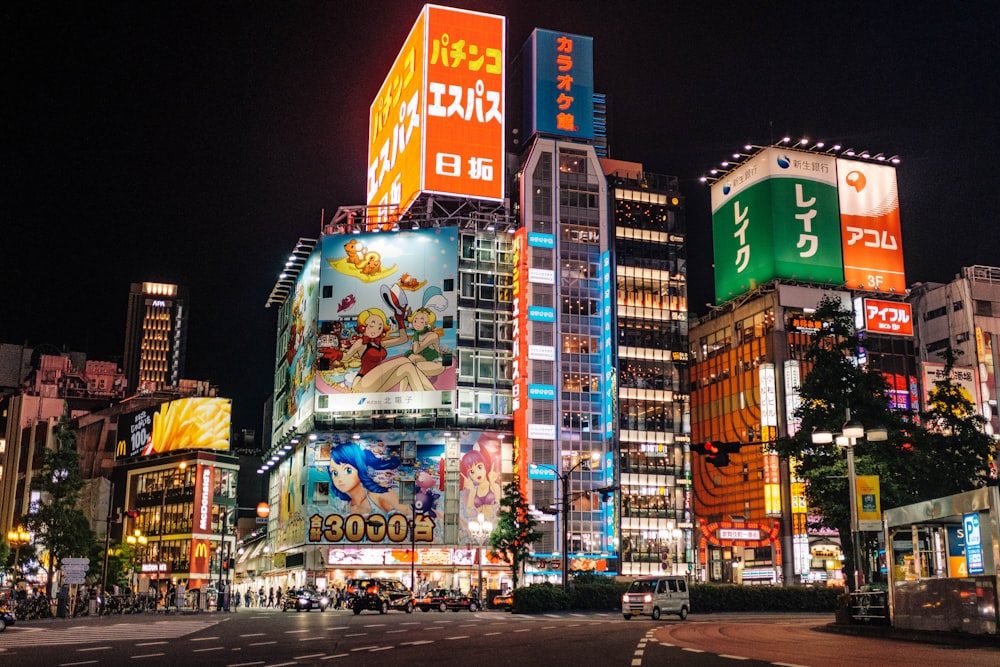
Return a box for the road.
[0,608,995,667]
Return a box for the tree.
[489,480,542,590]
[774,296,918,589]
[907,347,995,498]
[23,405,97,596]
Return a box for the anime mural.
[458,432,504,542]
[274,455,307,551]
[304,431,507,546]
[305,433,445,545]
[316,229,457,412]
[283,251,320,426]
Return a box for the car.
[282,589,329,612]
[621,575,690,621]
[351,579,414,615]
[0,606,15,632]
[492,591,513,611]
[443,590,480,612]
[415,588,452,612]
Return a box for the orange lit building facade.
[690,285,852,585]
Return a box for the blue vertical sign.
[963,512,985,576]
[524,29,595,141]
[601,251,613,437]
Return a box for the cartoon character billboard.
[304,430,506,546]
[458,433,504,542]
[305,432,444,545]
[315,228,457,412]
[281,250,320,427]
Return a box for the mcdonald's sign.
[190,538,211,577]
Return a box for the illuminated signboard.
[524,29,594,140]
[600,251,613,437]
[711,149,907,303]
[512,229,531,487]
[195,464,214,533]
[116,397,232,459]
[857,297,913,336]
[315,229,458,413]
[837,159,906,293]
[759,363,778,427]
[711,148,844,303]
[922,362,981,415]
[303,430,503,545]
[367,5,505,217]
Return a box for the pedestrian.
[276,586,282,606]
[268,587,274,608]
[245,589,252,608]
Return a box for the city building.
[251,5,516,597]
[0,351,126,540]
[690,141,912,586]
[122,281,189,395]
[603,159,692,578]
[908,265,1000,438]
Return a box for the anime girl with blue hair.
[328,441,411,518]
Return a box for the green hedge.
[691,583,839,613]
[510,580,839,614]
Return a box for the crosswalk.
[0,618,222,648]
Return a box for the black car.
[0,606,15,632]
[351,579,414,615]
[281,589,329,612]
[443,590,480,612]
[416,588,453,612]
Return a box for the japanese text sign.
[837,159,906,294]
[524,29,594,140]
[860,298,913,336]
[367,5,505,216]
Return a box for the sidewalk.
[817,620,1000,650]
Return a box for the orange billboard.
[367,5,505,217]
[837,159,906,293]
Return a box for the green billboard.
[711,148,844,303]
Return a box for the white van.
[621,575,690,620]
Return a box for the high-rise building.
[691,142,912,586]
[514,136,615,582]
[122,282,189,395]
[603,159,691,577]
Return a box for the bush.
[690,584,839,613]
[513,583,571,613]
[511,580,840,614]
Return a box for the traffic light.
[691,441,742,468]
[125,509,139,519]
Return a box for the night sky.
[4,1,998,434]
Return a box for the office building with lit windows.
[122,282,189,395]
[603,160,692,578]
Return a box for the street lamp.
[125,529,148,592]
[7,526,31,580]
[537,452,601,591]
[811,412,887,590]
[153,461,186,605]
[468,511,493,601]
